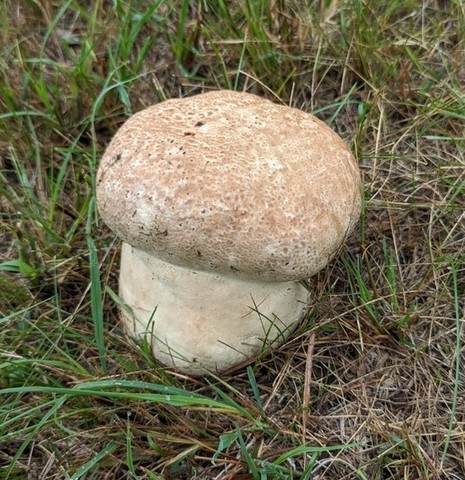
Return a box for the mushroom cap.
[96,90,361,282]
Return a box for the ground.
[0,1,464,479]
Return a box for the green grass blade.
[440,258,463,466]
[70,442,118,479]
[87,196,107,373]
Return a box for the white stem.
[118,242,310,374]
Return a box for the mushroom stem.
[119,242,310,374]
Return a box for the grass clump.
[1,0,464,478]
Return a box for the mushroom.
[96,90,361,375]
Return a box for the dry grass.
[1,1,464,479]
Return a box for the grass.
[0,0,464,478]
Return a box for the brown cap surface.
[96,90,361,281]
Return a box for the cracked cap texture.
[96,90,361,281]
